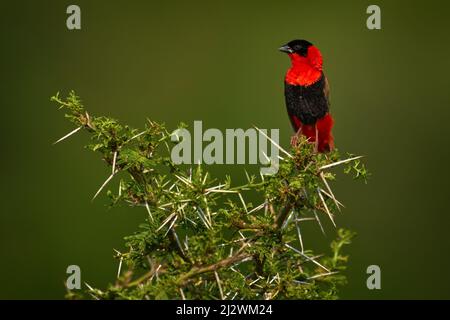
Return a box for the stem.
[274,203,293,229]
[177,253,252,286]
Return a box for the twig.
[177,253,252,286]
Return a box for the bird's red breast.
[285,46,323,86]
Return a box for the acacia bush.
[53,91,368,300]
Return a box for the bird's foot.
[314,125,319,153]
[290,134,299,147]
[291,127,303,147]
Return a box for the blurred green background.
[1,0,450,299]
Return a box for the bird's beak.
[279,45,293,53]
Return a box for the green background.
[1,0,449,299]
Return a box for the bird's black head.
[279,39,313,57]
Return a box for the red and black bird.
[279,40,334,153]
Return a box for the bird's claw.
[314,140,319,153]
[290,134,299,147]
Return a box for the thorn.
[158,202,174,208]
[206,189,238,194]
[185,217,197,226]
[127,130,147,142]
[84,282,94,291]
[202,172,209,186]
[202,197,213,225]
[85,112,93,129]
[281,210,294,229]
[261,150,271,164]
[174,174,194,189]
[196,206,211,229]
[292,280,309,285]
[319,156,364,171]
[269,274,279,284]
[285,244,330,273]
[179,288,186,300]
[172,229,184,255]
[160,180,170,189]
[313,210,326,235]
[53,126,82,145]
[294,212,304,253]
[320,189,345,208]
[249,276,264,286]
[151,265,162,281]
[238,193,248,213]
[247,202,266,214]
[308,271,339,280]
[314,125,319,153]
[164,216,178,237]
[156,212,177,232]
[184,235,189,251]
[214,271,225,300]
[145,201,154,222]
[244,170,251,183]
[205,184,227,194]
[117,256,123,279]
[92,173,116,201]
[304,188,326,235]
[111,151,117,175]
[177,203,188,219]
[254,126,292,158]
[317,188,336,227]
[320,172,341,212]
[295,217,316,222]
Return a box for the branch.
[232,219,267,230]
[274,202,293,229]
[177,253,252,286]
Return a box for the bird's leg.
[314,124,319,153]
[290,126,302,146]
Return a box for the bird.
[279,39,334,153]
